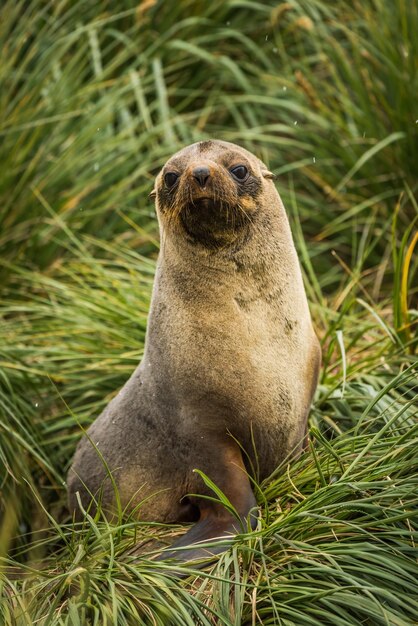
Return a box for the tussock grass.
[0,0,417,624]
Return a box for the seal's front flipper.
[157,440,258,564]
[157,506,256,563]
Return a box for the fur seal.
[67,140,321,561]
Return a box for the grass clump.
[0,0,417,624]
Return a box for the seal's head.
[151,140,274,248]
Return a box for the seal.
[67,140,321,561]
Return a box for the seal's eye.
[164,172,179,188]
[230,165,248,181]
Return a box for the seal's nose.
[192,166,210,188]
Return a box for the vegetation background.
[0,0,417,624]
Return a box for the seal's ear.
[262,170,276,180]
[149,188,157,199]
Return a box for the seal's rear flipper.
[156,439,258,564]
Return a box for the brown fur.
[67,140,321,561]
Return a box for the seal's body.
[67,140,320,559]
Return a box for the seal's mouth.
[181,196,236,225]
[179,195,249,248]
[188,197,217,211]
[195,197,212,204]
